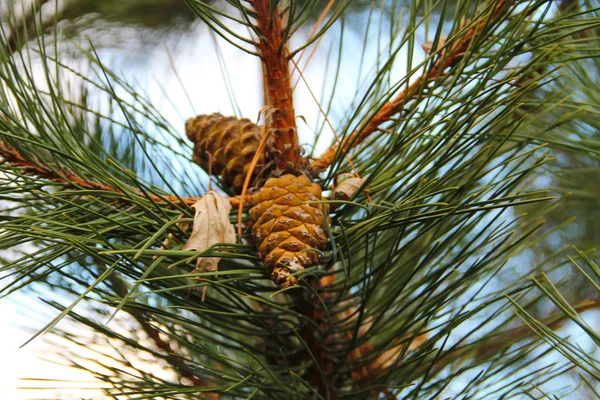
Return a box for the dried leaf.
[332,174,367,201]
[182,191,236,273]
[422,35,447,55]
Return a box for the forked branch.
[311,0,514,173]
[250,0,302,172]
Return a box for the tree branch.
[0,140,253,207]
[249,0,301,172]
[289,275,424,398]
[311,0,515,173]
[0,140,125,195]
[293,286,334,397]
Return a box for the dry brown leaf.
[422,35,447,55]
[332,174,367,201]
[182,191,236,273]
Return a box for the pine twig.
[315,275,427,397]
[311,0,515,173]
[293,283,335,397]
[288,275,417,397]
[250,0,301,172]
[0,140,254,207]
[0,140,124,194]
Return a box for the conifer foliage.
[1,0,599,398]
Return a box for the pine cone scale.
[288,225,324,246]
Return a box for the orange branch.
[311,0,513,173]
[0,141,125,195]
[0,140,254,208]
[250,0,301,172]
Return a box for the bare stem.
[0,140,254,207]
[250,0,301,172]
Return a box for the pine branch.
[0,140,256,207]
[290,275,425,398]
[0,139,124,195]
[293,284,333,397]
[2,0,599,397]
[311,0,517,173]
[250,0,301,172]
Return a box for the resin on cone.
[186,113,264,194]
[249,174,328,287]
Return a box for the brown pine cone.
[249,174,328,288]
[186,113,264,194]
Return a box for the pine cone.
[186,113,264,194]
[250,174,328,287]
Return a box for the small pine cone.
[186,113,264,194]
[250,174,328,287]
